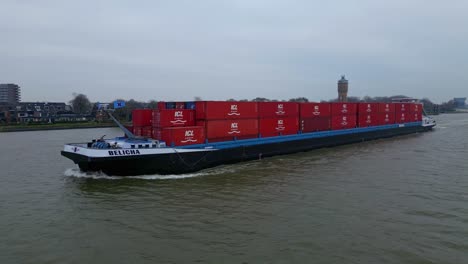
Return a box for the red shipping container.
[358,113,379,127]
[411,112,423,122]
[132,109,153,126]
[331,115,357,130]
[394,103,411,113]
[195,120,206,127]
[142,126,152,138]
[133,126,152,138]
[157,102,165,110]
[331,103,358,115]
[411,103,423,114]
[124,125,133,134]
[196,101,258,120]
[258,102,299,118]
[153,126,205,146]
[358,103,379,114]
[395,112,409,124]
[379,103,395,114]
[378,113,396,125]
[205,119,259,139]
[133,126,142,136]
[300,103,331,118]
[259,117,299,137]
[152,109,195,128]
[123,126,133,138]
[301,117,331,132]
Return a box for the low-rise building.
[8,102,92,123]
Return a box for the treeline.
[69,93,456,120]
[68,94,157,121]
[232,95,456,113]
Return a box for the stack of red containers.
[357,103,379,127]
[152,109,195,128]
[378,103,396,125]
[131,100,423,145]
[394,103,412,124]
[151,109,205,146]
[195,101,259,142]
[132,109,152,137]
[258,102,299,137]
[410,103,423,122]
[331,103,357,130]
[300,103,331,132]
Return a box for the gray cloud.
[1,0,467,103]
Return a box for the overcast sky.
[1,0,467,103]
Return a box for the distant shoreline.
[424,111,468,115]
[0,123,117,133]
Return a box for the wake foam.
[64,168,123,180]
[63,166,237,180]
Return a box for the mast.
[106,110,136,138]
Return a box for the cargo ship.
[61,101,436,176]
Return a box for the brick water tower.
[337,75,348,102]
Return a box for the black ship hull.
[61,124,433,176]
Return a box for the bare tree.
[69,93,92,115]
[113,99,145,122]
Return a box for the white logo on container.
[341,116,348,126]
[341,104,348,113]
[276,119,285,131]
[227,104,240,116]
[185,130,194,137]
[170,111,187,125]
[181,130,197,143]
[385,104,390,112]
[275,104,285,115]
[313,105,320,116]
[228,122,240,134]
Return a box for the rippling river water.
[1,114,468,263]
